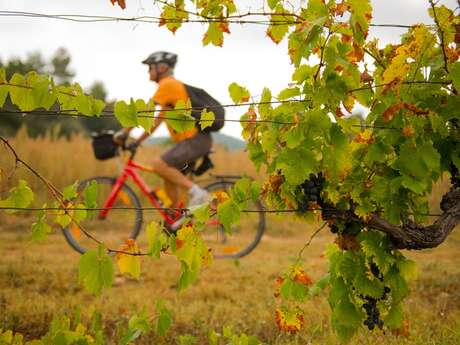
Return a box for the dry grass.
[0,129,259,220]
[0,133,459,344]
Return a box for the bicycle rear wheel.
[62,176,143,254]
[202,180,265,259]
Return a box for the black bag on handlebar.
[184,84,225,132]
[91,132,119,160]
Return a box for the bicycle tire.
[62,176,143,254]
[203,180,266,259]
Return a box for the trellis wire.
[0,10,426,29]
[0,206,444,217]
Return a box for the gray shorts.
[161,132,212,171]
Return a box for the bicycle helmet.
[142,51,178,68]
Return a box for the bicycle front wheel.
[62,176,143,254]
[202,180,265,259]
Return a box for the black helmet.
[142,51,178,68]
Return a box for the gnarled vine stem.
[322,187,460,250]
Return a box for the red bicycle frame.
[98,158,183,226]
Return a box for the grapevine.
[1,0,460,342]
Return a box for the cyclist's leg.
[159,132,212,174]
[153,133,212,205]
[151,155,193,190]
[164,179,180,207]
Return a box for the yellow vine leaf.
[383,25,434,85]
[275,306,305,334]
[116,239,141,279]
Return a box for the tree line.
[0,47,120,138]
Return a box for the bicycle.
[62,132,265,259]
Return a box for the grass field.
[1,133,460,344]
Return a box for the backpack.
[184,84,225,132]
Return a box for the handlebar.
[112,138,138,160]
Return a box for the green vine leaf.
[331,297,363,342]
[156,299,173,336]
[63,182,79,201]
[358,231,395,274]
[54,208,72,228]
[119,308,151,345]
[277,87,300,100]
[383,266,409,304]
[56,85,77,113]
[0,68,8,107]
[78,244,114,295]
[8,73,35,111]
[276,147,317,185]
[0,179,34,213]
[347,0,372,44]
[199,110,215,130]
[384,303,404,330]
[174,227,212,290]
[203,22,224,47]
[84,180,98,209]
[217,199,241,232]
[228,82,250,104]
[31,209,52,241]
[146,221,168,259]
[190,203,211,228]
[159,0,188,33]
[266,5,291,44]
[135,98,154,132]
[114,98,138,127]
[165,99,196,133]
[29,72,56,111]
[450,62,460,91]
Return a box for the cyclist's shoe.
[188,185,211,207]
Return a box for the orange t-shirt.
[153,76,198,142]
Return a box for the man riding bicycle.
[114,51,212,229]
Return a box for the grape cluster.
[330,224,339,234]
[329,220,361,235]
[362,263,391,331]
[363,297,384,330]
[298,173,325,212]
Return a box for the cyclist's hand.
[113,130,128,145]
[125,141,140,151]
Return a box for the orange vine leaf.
[110,0,126,9]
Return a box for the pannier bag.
[91,131,119,160]
[184,84,225,132]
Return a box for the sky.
[0,0,457,139]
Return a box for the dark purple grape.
[370,263,380,278]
